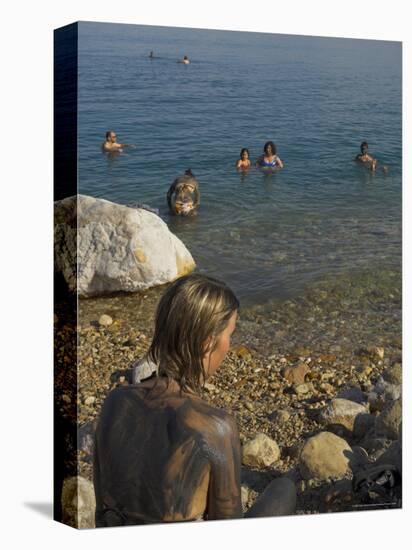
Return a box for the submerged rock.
[54,195,195,296]
[299,431,352,480]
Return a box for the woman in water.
[236,148,251,170]
[94,274,296,525]
[256,141,284,169]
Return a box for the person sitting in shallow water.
[236,148,251,171]
[355,141,378,171]
[102,131,133,153]
[179,55,190,64]
[167,169,200,216]
[94,274,296,525]
[256,141,284,169]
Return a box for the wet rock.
[299,431,352,480]
[61,476,96,529]
[98,314,113,327]
[242,433,280,468]
[282,362,309,385]
[319,398,369,433]
[375,399,402,440]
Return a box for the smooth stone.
[98,314,113,327]
[61,476,96,529]
[282,362,309,385]
[319,398,369,433]
[375,399,402,440]
[54,194,195,296]
[242,433,281,468]
[299,431,352,480]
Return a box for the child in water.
[236,148,251,170]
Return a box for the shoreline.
[55,265,401,516]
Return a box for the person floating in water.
[256,141,284,169]
[94,273,296,525]
[355,141,378,171]
[179,55,190,64]
[102,131,134,153]
[167,169,200,216]
[149,51,154,58]
[236,148,251,170]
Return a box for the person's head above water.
[360,141,369,154]
[105,130,117,143]
[240,148,250,159]
[148,273,239,393]
[264,141,276,156]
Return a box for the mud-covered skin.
[167,171,200,216]
[94,377,242,526]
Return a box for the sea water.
[77,22,401,307]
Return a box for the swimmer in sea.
[102,131,134,153]
[236,148,251,170]
[149,51,154,58]
[256,141,284,169]
[355,141,378,171]
[167,169,200,216]
[94,273,297,525]
[179,55,190,64]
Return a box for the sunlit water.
[78,23,401,308]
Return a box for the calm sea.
[77,22,401,306]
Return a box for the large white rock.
[54,195,196,296]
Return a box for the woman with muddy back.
[94,273,296,525]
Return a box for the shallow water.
[77,23,401,306]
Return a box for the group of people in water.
[101,131,386,218]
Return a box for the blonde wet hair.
[148,273,239,393]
